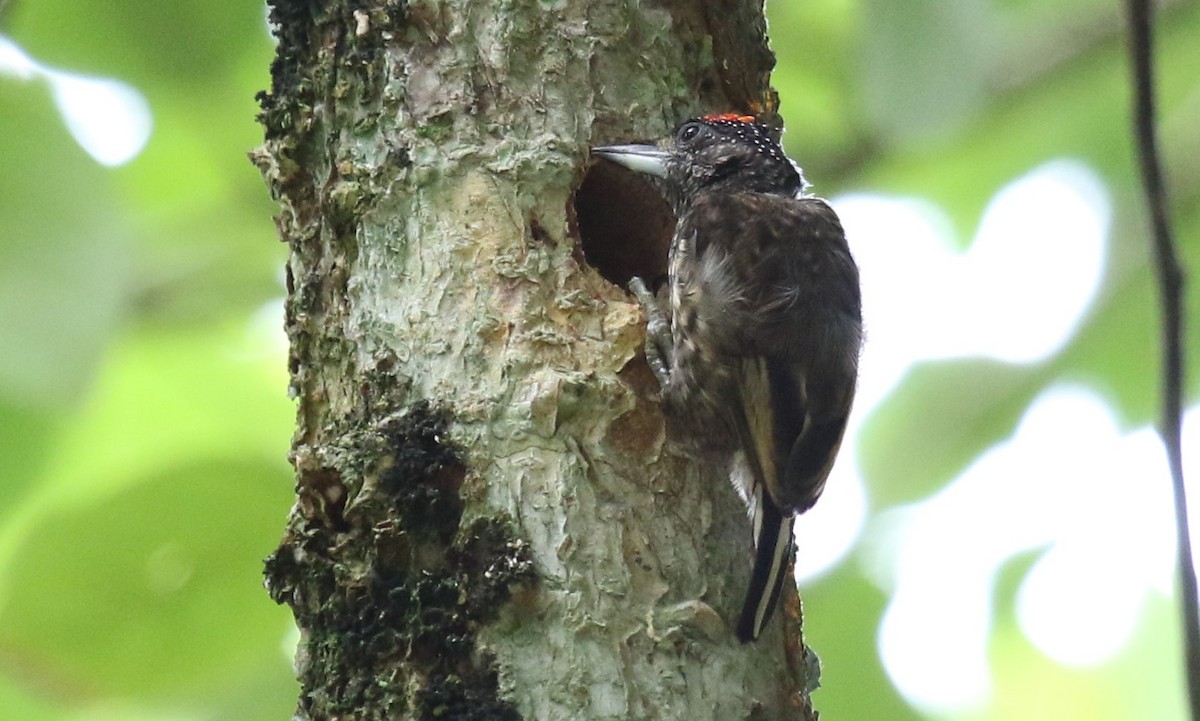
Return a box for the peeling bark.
[254,0,815,718]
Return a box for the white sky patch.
[951,161,1109,363]
[838,159,1109,399]
[0,34,38,79]
[0,34,152,167]
[793,457,867,578]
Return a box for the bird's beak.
[591,144,669,178]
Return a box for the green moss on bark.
[265,396,535,719]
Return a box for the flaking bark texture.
[254,0,817,719]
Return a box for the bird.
[593,114,862,641]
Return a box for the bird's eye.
[677,122,702,144]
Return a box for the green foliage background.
[0,0,1195,719]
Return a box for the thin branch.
[1125,1,1197,718]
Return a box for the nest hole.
[571,159,674,289]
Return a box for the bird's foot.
[628,276,673,389]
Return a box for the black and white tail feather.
[742,487,794,642]
[731,450,796,642]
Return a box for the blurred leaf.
[861,0,994,144]
[0,321,293,706]
[0,458,292,697]
[861,1,1200,243]
[0,79,130,409]
[1,1,308,720]
[204,659,299,721]
[2,1,281,332]
[987,594,1187,721]
[0,675,59,721]
[19,321,292,510]
[859,359,1040,507]
[0,400,59,521]
[2,0,270,95]
[1053,252,1160,425]
[806,569,922,720]
[768,0,860,163]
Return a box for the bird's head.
[593,114,807,211]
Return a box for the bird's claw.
[628,276,673,388]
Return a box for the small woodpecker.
[593,115,862,642]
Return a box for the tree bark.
[254,0,816,718]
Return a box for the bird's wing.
[732,357,798,642]
[685,192,861,640]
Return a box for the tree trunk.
[254,0,817,718]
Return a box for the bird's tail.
[730,357,800,642]
[735,483,795,642]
